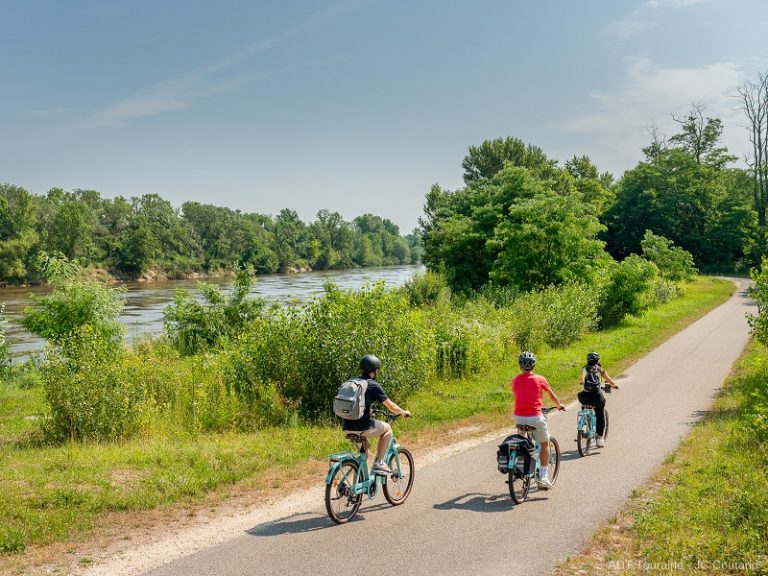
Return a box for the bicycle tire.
[383,448,415,506]
[508,454,530,504]
[325,460,362,524]
[548,437,561,484]
[576,428,591,457]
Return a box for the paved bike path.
[143,280,754,576]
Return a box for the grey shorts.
[358,419,389,438]
[514,415,550,444]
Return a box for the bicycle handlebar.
[372,408,407,422]
[542,406,565,415]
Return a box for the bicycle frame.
[577,407,597,439]
[325,431,405,498]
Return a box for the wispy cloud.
[80,0,364,129]
[610,0,712,38]
[559,58,744,173]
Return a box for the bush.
[640,230,697,281]
[596,255,658,328]
[233,282,434,419]
[427,302,486,378]
[40,327,143,442]
[539,282,599,348]
[748,258,768,347]
[21,253,125,345]
[163,265,264,355]
[400,270,451,307]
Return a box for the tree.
[640,230,697,281]
[738,74,768,227]
[489,191,609,291]
[461,137,561,184]
[0,184,37,281]
[564,155,615,214]
[669,103,737,169]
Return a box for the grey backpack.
[333,378,369,420]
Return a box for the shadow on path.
[433,492,547,513]
[246,503,393,537]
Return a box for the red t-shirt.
[512,372,552,417]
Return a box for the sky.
[2,0,768,233]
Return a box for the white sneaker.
[537,478,554,490]
[596,436,605,448]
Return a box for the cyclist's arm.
[544,388,565,411]
[383,398,411,417]
[579,367,586,385]
[601,368,618,388]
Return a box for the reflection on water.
[1,265,423,359]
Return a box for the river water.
[0,265,422,359]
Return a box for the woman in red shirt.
[512,351,565,490]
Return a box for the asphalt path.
[145,280,755,576]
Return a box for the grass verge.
[0,276,735,568]
[553,337,768,576]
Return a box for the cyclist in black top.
[343,355,410,474]
[577,352,618,447]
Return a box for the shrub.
[597,255,659,328]
[163,265,264,355]
[400,270,451,307]
[233,282,434,419]
[22,253,125,345]
[748,258,768,347]
[640,230,697,281]
[40,327,143,442]
[539,282,599,348]
[427,302,485,378]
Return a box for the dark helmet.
[360,354,382,374]
[587,352,600,365]
[518,351,536,371]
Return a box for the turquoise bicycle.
[576,384,615,457]
[497,406,561,504]
[324,409,415,524]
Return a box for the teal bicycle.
[497,406,561,504]
[576,384,615,457]
[324,409,415,524]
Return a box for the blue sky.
[2,0,767,232]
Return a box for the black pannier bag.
[496,434,536,475]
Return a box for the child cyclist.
[512,351,565,490]
[577,352,618,447]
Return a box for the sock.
[540,466,549,479]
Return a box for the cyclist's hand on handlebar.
[401,410,411,418]
[557,404,566,411]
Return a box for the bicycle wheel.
[547,437,561,485]
[383,448,415,505]
[508,455,530,504]
[325,460,362,524]
[577,426,591,457]
[603,409,610,440]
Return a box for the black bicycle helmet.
[587,352,600,365]
[359,354,382,374]
[518,351,536,371]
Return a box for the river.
[0,265,422,359]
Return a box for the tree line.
[0,185,421,284]
[421,97,768,293]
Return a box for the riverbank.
[0,276,734,574]
[552,336,768,576]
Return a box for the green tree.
[461,137,560,184]
[0,184,37,281]
[22,253,125,344]
[640,230,697,281]
[489,191,609,291]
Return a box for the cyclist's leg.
[595,392,607,437]
[362,419,391,464]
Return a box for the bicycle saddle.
[580,404,596,409]
[516,424,537,432]
[345,433,365,442]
